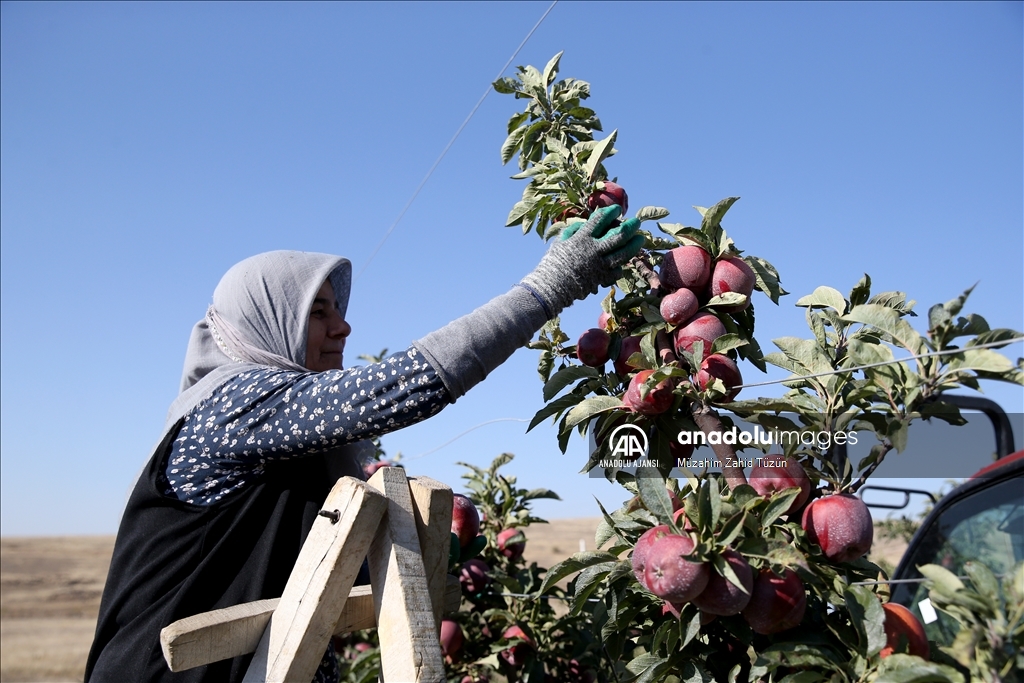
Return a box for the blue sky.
[2,2,1021,535]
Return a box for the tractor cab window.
[891,475,1024,646]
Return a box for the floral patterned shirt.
[162,347,448,505]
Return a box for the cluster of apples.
[443,494,538,676]
[576,233,754,411]
[629,455,929,656]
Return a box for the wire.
[404,417,531,461]
[732,337,1023,391]
[354,0,560,282]
[399,338,1021,461]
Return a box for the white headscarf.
[166,250,351,429]
[124,250,364,506]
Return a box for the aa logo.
[609,424,649,460]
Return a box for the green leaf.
[850,274,872,306]
[868,290,917,315]
[538,551,619,593]
[564,395,623,429]
[710,333,748,355]
[635,206,671,222]
[528,393,584,431]
[944,348,1014,374]
[796,286,848,314]
[506,199,536,227]
[493,76,520,94]
[706,292,749,309]
[745,256,787,304]
[778,673,827,683]
[542,365,599,402]
[521,487,561,501]
[844,304,926,354]
[583,129,617,180]
[637,464,674,526]
[918,564,965,592]
[875,654,965,683]
[625,653,669,679]
[761,487,802,528]
[699,196,740,232]
[717,511,746,548]
[845,584,887,656]
[541,51,562,86]
[500,125,527,165]
[962,561,999,603]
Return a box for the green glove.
[520,205,644,314]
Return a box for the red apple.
[496,527,526,560]
[643,533,710,603]
[458,558,490,595]
[696,354,743,401]
[659,288,700,326]
[880,602,930,660]
[598,311,613,331]
[749,455,811,515]
[576,328,612,367]
[613,335,643,376]
[587,180,628,214]
[742,568,807,634]
[802,493,873,563]
[693,549,754,616]
[440,619,464,663]
[623,369,674,415]
[451,494,481,549]
[673,312,727,357]
[499,625,536,670]
[631,524,671,583]
[659,245,712,291]
[709,256,756,310]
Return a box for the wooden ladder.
[159,467,458,682]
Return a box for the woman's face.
[305,279,352,372]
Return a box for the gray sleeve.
[412,286,548,400]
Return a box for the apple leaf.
[796,286,848,314]
[710,333,748,356]
[541,50,563,86]
[875,654,965,683]
[918,564,965,592]
[543,365,599,402]
[538,551,619,594]
[635,206,671,222]
[760,487,802,528]
[699,196,740,232]
[714,551,749,595]
[506,199,536,227]
[583,129,617,180]
[844,584,886,657]
[564,395,622,429]
[745,256,787,304]
[528,393,584,432]
[637,464,674,526]
[625,654,670,680]
[500,125,528,165]
[844,304,926,354]
[706,292,749,309]
[716,511,746,549]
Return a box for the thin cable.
[354,0,560,282]
[733,337,1023,391]
[404,418,531,461]
[400,337,1021,461]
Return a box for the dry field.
[0,521,906,682]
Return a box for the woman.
[85,206,641,682]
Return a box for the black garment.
[85,420,347,682]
